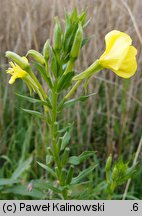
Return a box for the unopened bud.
[105,155,112,172]
[70,24,83,59]
[6,51,30,70]
[53,17,62,51]
[66,165,74,184]
[62,147,70,166]
[112,166,118,181]
[27,50,45,65]
[43,40,50,61]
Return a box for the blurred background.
[0,0,142,199]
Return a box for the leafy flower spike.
[99,30,137,78]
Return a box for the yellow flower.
[7,57,28,84]
[6,57,40,96]
[99,30,137,78]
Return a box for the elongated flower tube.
[99,30,137,78]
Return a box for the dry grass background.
[0,0,142,158]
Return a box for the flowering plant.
[5,9,138,199]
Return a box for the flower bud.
[57,137,63,153]
[55,167,60,181]
[70,24,83,59]
[112,166,118,181]
[43,40,50,61]
[6,51,30,70]
[105,155,112,172]
[61,147,70,166]
[53,17,62,51]
[66,165,74,184]
[27,50,45,65]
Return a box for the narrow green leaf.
[16,93,42,104]
[21,108,43,119]
[34,63,53,89]
[46,155,53,165]
[37,161,56,178]
[17,93,52,110]
[57,71,75,92]
[61,125,73,150]
[64,92,97,108]
[11,156,33,180]
[33,180,61,193]
[71,165,97,184]
[4,185,43,199]
[0,179,19,186]
[69,151,96,165]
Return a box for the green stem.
[64,59,75,75]
[28,68,47,100]
[73,60,103,80]
[64,60,103,100]
[50,81,68,199]
[64,80,82,100]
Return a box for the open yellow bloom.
[99,30,137,78]
[7,57,28,84]
[6,57,40,96]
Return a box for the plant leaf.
[64,92,97,108]
[21,108,43,119]
[4,185,43,199]
[34,63,53,89]
[37,161,56,178]
[71,165,97,184]
[57,71,75,92]
[33,180,61,193]
[11,156,33,180]
[69,151,96,165]
[17,93,52,109]
[61,124,73,150]
[0,179,19,186]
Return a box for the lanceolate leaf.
[11,156,33,180]
[71,165,97,184]
[37,161,56,178]
[64,92,97,108]
[16,93,52,109]
[16,93,43,104]
[4,185,43,199]
[57,71,75,92]
[33,180,61,193]
[34,63,53,89]
[69,151,96,165]
[0,179,19,186]
[21,108,43,119]
[61,124,73,150]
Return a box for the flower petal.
[100,30,132,70]
[112,46,137,78]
